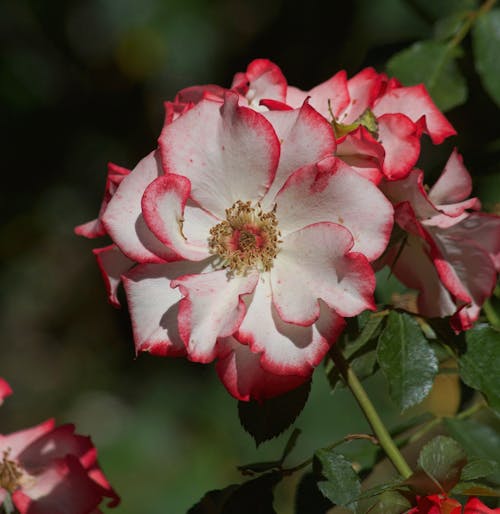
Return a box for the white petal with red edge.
[142,174,213,261]
[232,59,287,107]
[286,71,350,119]
[93,245,134,307]
[336,126,385,184]
[271,222,375,324]
[237,274,345,376]
[275,156,394,260]
[216,336,308,401]
[172,269,258,363]
[377,113,420,180]
[432,226,497,316]
[382,169,440,220]
[373,84,456,144]
[341,67,382,123]
[260,101,336,205]
[102,151,177,263]
[122,262,208,356]
[159,94,280,219]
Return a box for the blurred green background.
[1,0,499,512]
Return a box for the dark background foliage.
[1,0,499,512]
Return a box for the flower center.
[208,200,281,274]
[0,449,23,493]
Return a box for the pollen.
[0,449,23,493]
[208,200,281,274]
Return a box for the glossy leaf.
[377,311,438,411]
[406,435,467,495]
[460,324,500,415]
[238,381,310,446]
[387,40,467,111]
[315,450,360,511]
[473,9,500,107]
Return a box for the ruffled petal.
[275,156,394,260]
[382,169,441,220]
[13,456,104,514]
[373,84,456,144]
[271,222,375,324]
[231,59,287,106]
[236,274,345,376]
[75,162,130,239]
[122,262,206,356]
[377,113,420,180]
[216,336,308,401]
[101,151,177,263]
[427,149,481,219]
[142,174,213,261]
[172,270,258,363]
[384,233,457,319]
[336,126,385,184]
[342,67,383,123]
[261,101,336,205]
[92,245,134,307]
[159,94,280,219]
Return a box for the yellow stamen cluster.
[0,449,23,493]
[208,200,281,274]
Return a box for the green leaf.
[327,313,385,389]
[434,12,469,41]
[315,450,360,511]
[188,473,282,514]
[444,418,500,473]
[366,490,412,514]
[377,311,438,411]
[473,9,500,108]
[452,481,500,497]
[461,458,498,481]
[294,472,333,514]
[406,435,467,494]
[460,324,500,415]
[387,40,467,111]
[238,381,310,446]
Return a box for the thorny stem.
[329,345,413,479]
[283,433,379,475]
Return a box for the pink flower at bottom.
[0,380,118,514]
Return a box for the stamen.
[0,449,23,493]
[208,200,281,274]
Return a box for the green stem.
[449,0,498,49]
[329,345,413,479]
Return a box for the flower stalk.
[329,344,413,479]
